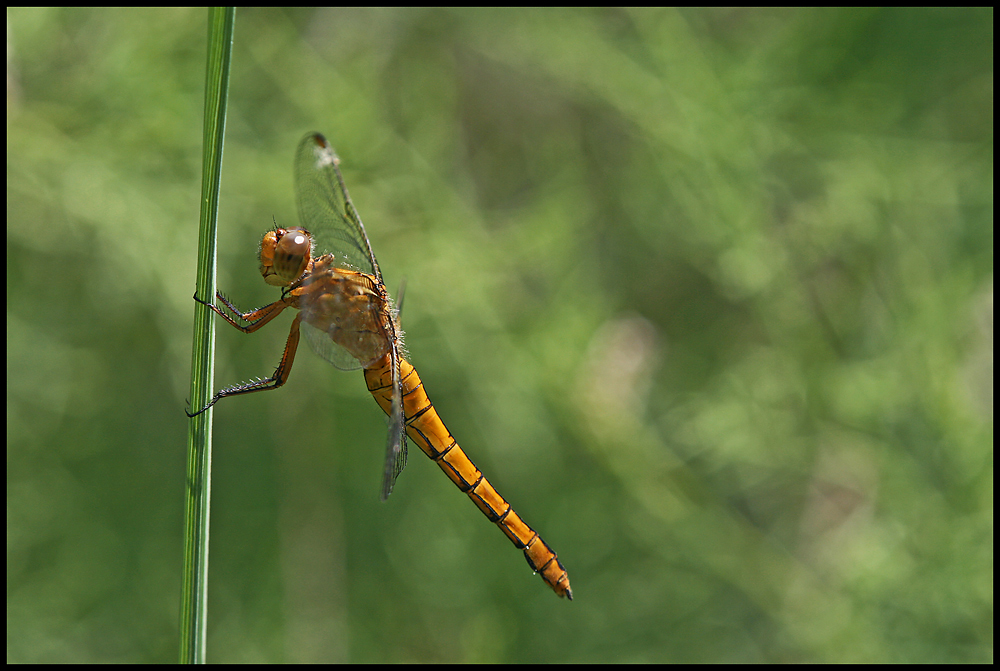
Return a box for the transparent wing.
[302,319,362,371]
[379,344,408,501]
[293,132,409,496]
[294,132,381,280]
[294,132,381,371]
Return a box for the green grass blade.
[180,6,236,664]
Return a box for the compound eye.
[261,228,312,286]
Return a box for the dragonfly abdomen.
[364,355,572,600]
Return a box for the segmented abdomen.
[364,354,572,599]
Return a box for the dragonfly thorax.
[259,227,313,286]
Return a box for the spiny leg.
[194,291,291,334]
[187,312,303,416]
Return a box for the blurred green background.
[7,7,993,663]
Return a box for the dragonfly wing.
[294,132,406,498]
[379,344,408,501]
[294,133,391,371]
[295,132,380,279]
[301,319,362,371]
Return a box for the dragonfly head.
[259,227,313,286]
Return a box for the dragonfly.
[189,132,572,600]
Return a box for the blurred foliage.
[6,7,992,663]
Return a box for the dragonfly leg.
[195,291,291,334]
[187,313,303,416]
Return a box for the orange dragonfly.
[190,132,572,600]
